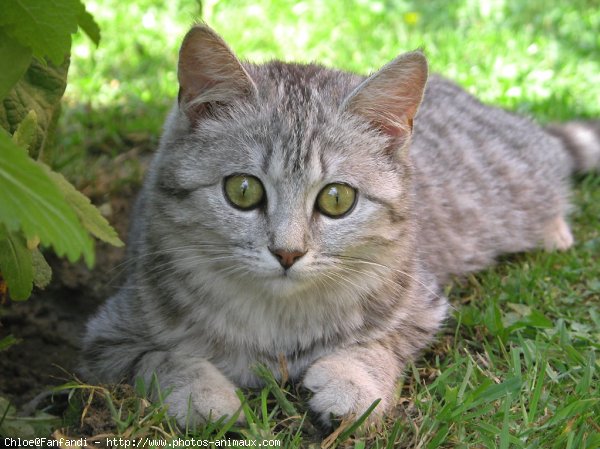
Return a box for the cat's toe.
[543,215,574,251]
[303,359,385,426]
[166,382,244,428]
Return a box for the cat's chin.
[261,270,314,297]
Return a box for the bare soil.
[0,155,144,411]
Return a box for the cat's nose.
[269,248,307,270]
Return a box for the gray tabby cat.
[81,24,600,426]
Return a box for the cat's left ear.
[341,51,428,147]
[178,24,258,123]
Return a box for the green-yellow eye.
[316,183,357,218]
[224,174,265,210]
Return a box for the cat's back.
[411,75,572,281]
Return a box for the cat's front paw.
[158,360,244,428]
[303,355,390,426]
[166,380,243,427]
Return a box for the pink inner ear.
[374,113,415,139]
[178,69,217,108]
[343,51,427,141]
[381,120,411,138]
[356,88,423,139]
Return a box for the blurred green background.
[58,0,600,178]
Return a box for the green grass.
[34,0,600,447]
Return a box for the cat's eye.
[316,183,357,218]
[224,174,265,210]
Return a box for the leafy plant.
[0,0,123,303]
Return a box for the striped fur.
[82,24,596,426]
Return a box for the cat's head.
[151,24,428,300]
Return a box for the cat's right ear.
[341,51,428,151]
[177,24,257,123]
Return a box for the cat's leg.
[303,275,447,426]
[82,293,242,427]
[303,342,402,426]
[136,350,243,427]
[543,215,574,251]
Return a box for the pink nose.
[269,248,306,269]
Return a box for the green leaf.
[0,132,94,266]
[544,399,599,428]
[77,7,101,46]
[11,110,38,153]
[0,29,32,101]
[427,423,450,449]
[0,225,33,300]
[0,335,20,351]
[471,376,522,407]
[31,248,52,289]
[40,164,124,247]
[525,310,553,328]
[0,0,84,65]
[0,58,69,160]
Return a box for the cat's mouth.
[272,268,301,280]
[261,269,312,295]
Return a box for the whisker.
[328,254,443,301]
[323,270,373,300]
[337,264,406,295]
[110,243,232,267]
[127,254,242,286]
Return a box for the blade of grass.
[253,364,298,417]
[528,355,547,424]
[499,393,512,449]
[336,398,381,443]
[212,406,243,441]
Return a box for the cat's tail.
[546,120,600,173]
